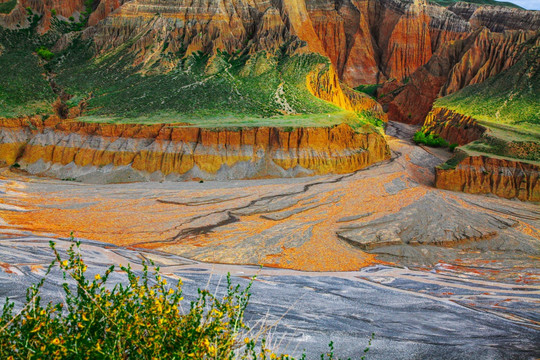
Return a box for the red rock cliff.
[381,29,538,124]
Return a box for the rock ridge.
[0,117,390,183]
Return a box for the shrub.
[0,241,367,359]
[413,130,450,148]
[51,9,57,16]
[36,46,54,61]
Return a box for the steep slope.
[422,44,540,201]
[429,0,523,8]
[3,0,537,91]
[381,29,538,124]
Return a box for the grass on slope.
[0,23,56,117]
[0,20,384,132]
[428,0,523,9]
[49,41,341,122]
[435,44,539,132]
[0,0,17,14]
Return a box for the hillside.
[429,0,523,9]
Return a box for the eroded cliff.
[0,117,390,183]
[424,107,540,202]
[4,0,537,87]
[381,29,538,124]
[422,107,486,145]
[436,154,540,202]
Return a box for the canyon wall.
[0,117,390,183]
[425,107,540,202]
[381,29,539,124]
[3,0,537,88]
[436,155,540,202]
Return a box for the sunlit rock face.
[0,117,390,182]
[2,0,532,84]
[436,156,540,202]
[422,108,486,146]
[381,30,539,125]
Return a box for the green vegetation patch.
[0,20,385,133]
[46,38,382,130]
[354,84,381,98]
[36,46,54,60]
[414,130,458,150]
[0,28,56,117]
[0,0,16,14]
[435,44,540,132]
[438,150,468,170]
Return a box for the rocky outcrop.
[422,107,486,145]
[436,155,540,202]
[0,117,390,182]
[306,65,387,119]
[382,29,538,124]
[0,0,126,32]
[3,0,538,88]
[448,3,540,33]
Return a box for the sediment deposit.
[436,155,540,202]
[0,117,390,182]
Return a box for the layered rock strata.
[422,107,486,145]
[381,29,539,124]
[0,117,390,183]
[436,155,540,202]
[423,107,540,202]
[4,0,537,87]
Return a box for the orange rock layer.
[306,65,387,120]
[0,117,390,181]
[423,107,486,146]
[436,155,540,202]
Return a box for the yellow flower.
[82,265,87,272]
[96,342,102,351]
[162,279,167,285]
[244,337,250,344]
[82,313,89,321]
[77,322,84,329]
[94,274,101,280]
[168,288,174,295]
[61,260,68,267]
[208,345,216,356]
[31,323,43,332]
[51,338,60,345]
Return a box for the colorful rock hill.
[420,43,540,201]
[0,0,538,199]
[0,116,390,182]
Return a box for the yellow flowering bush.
[0,241,371,359]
